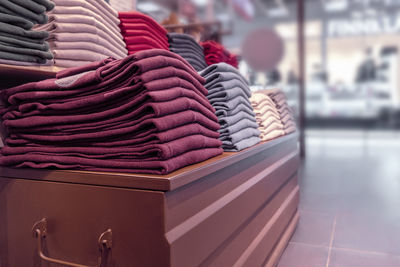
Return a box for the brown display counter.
[0,133,299,267]
[0,64,63,89]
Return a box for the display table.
[0,63,300,267]
[0,133,299,267]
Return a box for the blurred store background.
[108,0,400,146]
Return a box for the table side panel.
[0,179,168,267]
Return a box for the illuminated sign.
[328,15,400,37]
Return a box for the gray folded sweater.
[220,126,260,144]
[0,13,34,30]
[0,32,46,45]
[169,47,205,59]
[212,94,253,111]
[0,50,50,63]
[222,135,261,152]
[31,0,55,11]
[200,63,260,151]
[0,0,48,24]
[204,72,250,94]
[168,33,201,45]
[0,35,49,51]
[0,22,49,40]
[0,43,53,59]
[170,50,207,69]
[170,51,206,64]
[200,63,248,84]
[215,102,256,118]
[169,43,204,55]
[219,118,260,136]
[189,62,206,71]
[9,0,46,13]
[218,111,257,128]
[0,58,53,66]
[208,87,250,106]
[207,78,251,98]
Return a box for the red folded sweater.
[122,29,168,43]
[201,41,238,68]
[118,11,169,53]
[120,23,168,41]
[118,11,167,35]
[123,35,169,50]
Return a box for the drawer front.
[237,185,299,267]
[165,140,297,230]
[0,178,168,267]
[201,175,298,267]
[165,150,299,267]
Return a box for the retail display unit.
[0,133,299,267]
[0,63,299,266]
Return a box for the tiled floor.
[277,129,400,267]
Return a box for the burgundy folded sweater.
[6,122,220,147]
[5,86,214,119]
[2,134,222,160]
[0,147,223,174]
[0,48,224,174]
[9,110,220,142]
[2,51,207,105]
[2,76,212,121]
[5,96,218,130]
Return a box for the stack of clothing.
[0,0,54,65]
[118,11,169,55]
[200,63,261,151]
[201,41,238,68]
[265,89,297,134]
[0,49,223,174]
[250,92,285,141]
[168,33,207,71]
[34,0,127,68]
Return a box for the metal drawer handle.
[32,218,112,267]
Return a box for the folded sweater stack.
[168,33,207,71]
[200,63,261,151]
[250,93,286,141]
[118,11,169,55]
[0,0,54,65]
[0,49,223,174]
[265,89,297,134]
[201,41,238,68]
[34,0,127,68]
